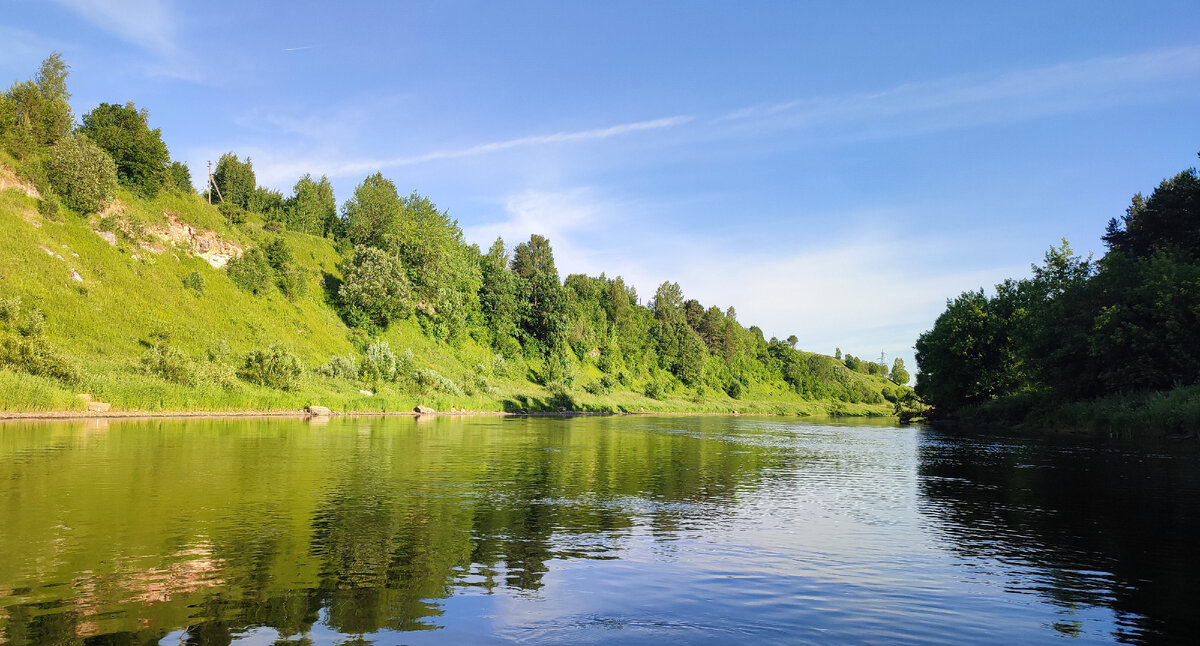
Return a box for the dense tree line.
[916,158,1200,413]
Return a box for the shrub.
[17,309,45,337]
[38,193,61,219]
[226,248,274,294]
[0,297,20,323]
[277,264,307,299]
[140,344,198,386]
[339,246,412,328]
[413,368,463,395]
[217,201,247,224]
[491,354,509,378]
[44,134,118,213]
[584,374,615,396]
[0,334,79,384]
[239,344,303,390]
[725,379,744,399]
[317,354,358,380]
[360,340,397,384]
[644,377,668,400]
[182,270,205,294]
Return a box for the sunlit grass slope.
[0,173,900,416]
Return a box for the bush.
[226,248,274,294]
[17,309,45,337]
[277,264,307,299]
[360,340,397,384]
[339,246,412,328]
[182,270,205,294]
[317,354,358,380]
[491,354,509,379]
[725,379,743,399]
[140,344,198,386]
[584,374,615,396]
[412,368,463,395]
[217,201,247,224]
[0,297,20,323]
[0,334,79,384]
[239,344,303,390]
[44,134,118,214]
[38,193,61,219]
[644,377,668,400]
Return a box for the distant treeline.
[916,154,1200,427]
[0,53,909,407]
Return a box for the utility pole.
[206,161,224,204]
[879,349,887,366]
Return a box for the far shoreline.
[0,408,900,423]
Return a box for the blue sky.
[4,1,1200,374]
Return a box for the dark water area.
[0,415,1197,644]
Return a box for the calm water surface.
[1,415,1197,644]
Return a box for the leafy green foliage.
[339,245,413,328]
[239,344,303,390]
[182,270,205,294]
[140,343,199,386]
[317,354,358,380]
[78,102,170,198]
[1,53,73,150]
[212,153,256,209]
[890,358,910,385]
[287,174,336,236]
[0,300,78,384]
[0,334,79,384]
[917,161,1200,420]
[345,172,400,249]
[44,134,117,213]
[360,339,398,384]
[164,161,193,193]
[226,248,274,295]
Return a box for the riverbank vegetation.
[0,54,909,416]
[915,154,1200,436]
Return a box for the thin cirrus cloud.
[720,44,1200,138]
[243,43,1200,189]
[50,0,178,56]
[248,115,695,187]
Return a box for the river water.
[0,415,1196,644]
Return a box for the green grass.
[0,176,900,417]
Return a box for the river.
[0,415,1196,644]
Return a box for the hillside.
[0,161,909,416]
[0,55,911,417]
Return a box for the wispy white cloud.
[721,45,1200,138]
[248,114,694,186]
[51,0,178,56]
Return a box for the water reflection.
[917,428,1200,643]
[0,416,791,644]
[2,417,1197,644]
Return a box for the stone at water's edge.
[415,405,435,415]
[306,405,332,416]
[86,401,111,412]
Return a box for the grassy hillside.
[0,160,903,416]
